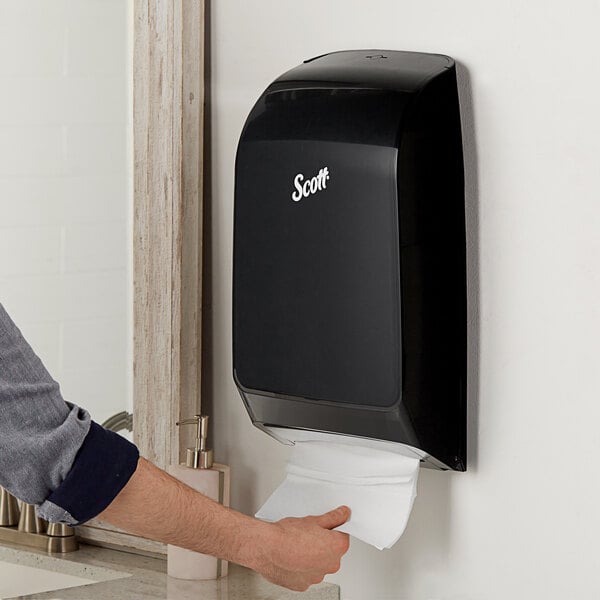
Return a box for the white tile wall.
[65,0,127,78]
[0,226,62,276]
[0,2,67,77]
[60,365,128,427]
[0,126,65,176]
[65,125,127,175]
[0,1,132,420]
[62,222,127,272]
[61,317,127,371]
[0,76,127,126]
[0,175,129,227]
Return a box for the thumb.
[313,505,351,530]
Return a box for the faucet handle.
[47,522,75,537]
[0,487,20,527]
[18,503,46,534]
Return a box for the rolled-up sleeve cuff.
[38,422,139,525]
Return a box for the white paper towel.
[255,440,420,550]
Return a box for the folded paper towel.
[256,441,420,550]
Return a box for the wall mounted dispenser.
[233,50,467,473]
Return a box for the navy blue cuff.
[44,421,139,525]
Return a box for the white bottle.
[167,415,230,580]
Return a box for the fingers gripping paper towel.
[256,440,420,550]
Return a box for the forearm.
[99,456,351,591]
[98,457,272,571]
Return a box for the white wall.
[209,1,600,598]
[0,0,132,426]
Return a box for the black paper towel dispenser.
[233,50,467,471]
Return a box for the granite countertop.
[0,542,340,600]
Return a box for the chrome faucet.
[0,486,78,553]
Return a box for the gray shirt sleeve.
[0,302,90,504]
[0,302,139,525]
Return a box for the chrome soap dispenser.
[167,415,231,580]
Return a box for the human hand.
[255,505,351,591]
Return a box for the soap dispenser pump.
[167,415,230,580]
[180,414,214,469]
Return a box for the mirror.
[0,2,133,436]
[0,0,204,555]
